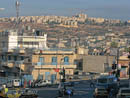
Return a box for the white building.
[0,30,48,52]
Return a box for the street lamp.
[38,50,42,80]
[60,58,64,82]
[18,60,24,87]
[128,47,130,88]
[116,47,120,79]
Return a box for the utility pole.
[116,48,119,78]
[60,58,63,82]
[116,48,119,70]
[128,47,130,88]
[19,61,23,87]
[115,47,120,80]
[62,67,66,82]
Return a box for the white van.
[7,79,21,88]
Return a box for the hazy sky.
[0,0,130,20]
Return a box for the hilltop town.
[0,14,130,54]
[1,9,130,98]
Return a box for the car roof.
[98,75,116,79]
[120,88,130,90]
[96,86,106,89]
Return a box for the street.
[35,80,94,98]
[34,79,130,98]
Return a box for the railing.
[34,62,76,69]
[41,48,74,51]
[35,62,75,66]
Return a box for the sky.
[0,0,130,20]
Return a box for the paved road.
[29,79,130,98]
[35,80,94,98]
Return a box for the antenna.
[15,1,20,29]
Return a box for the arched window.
[64,56,69,65]
[52,57,57,65]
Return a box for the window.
[37,57,44,66]
[98,78,107,83]
[21,56,24,60]
[45,72,50,80]
[121,89,130,93]
[14,56,17,61]
[8,56,11,60]
[2,55,6,61]
[108,78,113,82]
[1,55,4,60]
[39,57,44,65]
[64,56,69,65]
[38,74,43,80]
[2,41,5,47]
[52,57,57,65]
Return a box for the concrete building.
[0,30,48,52]
[118,56,129,78]
[75,55,114,74]
[82,55,114,73]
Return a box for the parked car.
[20,88,38,98]
[94,75,119,98]
[117,88,130,98]
[64,82,74,87]
[35,80,47,87]
[6,79,21,88]
[46,80,52,86]
[96,75,118,90]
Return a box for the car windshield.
[97,88,106,91]
[7,90,17,94]
[14,80,20,82]
[125,96,130,98]
[121,89,130,93]
[98,78,107,83]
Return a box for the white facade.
[0,30,48,51]
[8,35,18,50]
[19,34,47,49]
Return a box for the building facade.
[0,30,48,52]
[0,48,76,83]
[118,56,129,78]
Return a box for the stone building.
[0,48,76,83]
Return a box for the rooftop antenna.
[15,1,20,31]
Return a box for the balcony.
[1,61,14,68]
[34,62,76,69]
[1,48,14,53]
